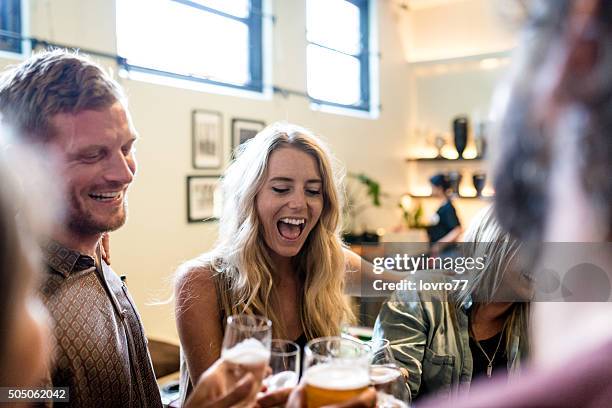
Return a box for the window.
[116,0,263,92]
[0,0,22,54]
[306,0,370,111]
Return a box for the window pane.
[0,0,21,53]
[307,0,360,55]
[190,0,249,18]
[117,0,249,85]
[307,44,361,106]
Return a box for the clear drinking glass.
[367,339,411,408]
[263,339,300,391]
[303,336,370,408]
[221,314,272,406]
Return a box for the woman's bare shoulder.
[174,256,219,312]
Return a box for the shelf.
[410,194,493,200]
[406,157,484,163]
[407,49,512,66]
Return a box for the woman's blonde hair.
[457,205,530,358]
[198,122,354,339]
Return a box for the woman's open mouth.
[277,217,306,241]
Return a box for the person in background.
[0,50,257,408]
[373,205,531,401]
[426,173,462,257]
[419,0,612,406]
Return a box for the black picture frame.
[231,118,266,152]
[192,110,223,169]
[186,175,222,223]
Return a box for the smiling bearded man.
[0,50,162,408]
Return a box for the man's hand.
[184,358,256,408]
[256,387,293,407]
[286,383,377,408]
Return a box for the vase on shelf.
[474,121,488,159]
[472,172,486,197]
[434,133,446,158]
[448,171,462,196]
[453,115,469,158]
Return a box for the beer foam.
[370,365,401,385]
[263,371,299,390]
[305,363,370,390]
[222,338,270,365]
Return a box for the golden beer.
[305,363,370,408]
[370,364,402,393]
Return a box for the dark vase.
[448,171,462,196]
[453,116,469,158]
[472,173,486,196]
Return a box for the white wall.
[396,0,516,62]
[1,0,413,342]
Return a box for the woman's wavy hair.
[457,205,531,358]
[198,122,354,339]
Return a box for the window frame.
[306,0,370,112]
[0,0,22,55]
[119,0,264,93]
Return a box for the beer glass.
[263,339,300,391]
[304,336,370,408]
[221,314,272,406]
[367,339,411,408]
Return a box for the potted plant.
[343,173,385,244]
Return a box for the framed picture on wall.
[231,118,266,151]
[187,176,222,222]
[192,110,223,169]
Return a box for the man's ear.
[555,0,603,103]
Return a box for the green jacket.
[372,275,526,401]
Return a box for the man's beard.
[66,191,128,236]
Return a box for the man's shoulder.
[100,261,124,285]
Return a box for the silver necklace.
[470,319,507,378]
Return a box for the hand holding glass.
[367,339,411,408]
[221,314,272,406]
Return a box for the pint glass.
[304,337,370,408]
[221,314,272,406]
[263,339,300,391]
[367,338,411,408]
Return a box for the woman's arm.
[175,261,224,385]
[430,226,462,256]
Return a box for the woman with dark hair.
[426,173,462,256]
